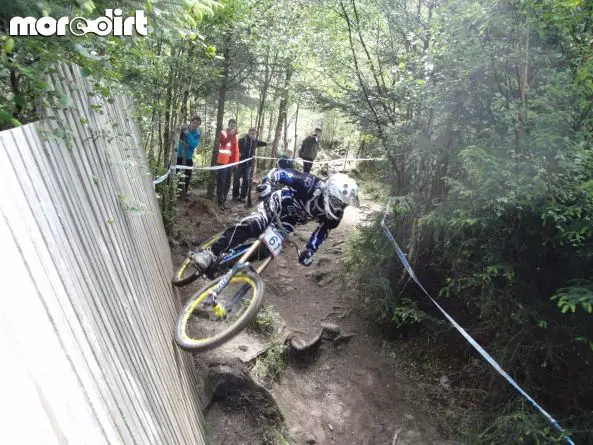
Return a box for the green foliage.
[315,0,593,440]
[358,172,389,201]
[0,0,222,129]
[251,343,288,384]
[344,214,428,329]
[249,304,277,336]
[468,401,569,445]
[552,280,593,315]
[3,0,593,440]
[158,171,180,235]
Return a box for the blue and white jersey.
[262,169,342,253]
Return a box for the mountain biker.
[191,169,359,270]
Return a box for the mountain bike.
[173,201,301,352]
[172,232,270,287]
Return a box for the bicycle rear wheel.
[172,232,222,287]
[175,269,265,352]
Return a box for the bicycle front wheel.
[175,269,265,352]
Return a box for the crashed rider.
[191,168,359,270]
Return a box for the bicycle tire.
[172,232,222,287]
[175,269,265,352]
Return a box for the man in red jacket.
[216,119,239,209]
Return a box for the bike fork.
[205,262,254,318]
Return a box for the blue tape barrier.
[380,199,575,445]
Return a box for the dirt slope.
[170,191,459,445]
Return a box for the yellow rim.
[177,258,192,279]
[201,233,222,249]
[176,233,222,280]
[179,274,258,344]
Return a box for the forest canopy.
[1,0,592,442]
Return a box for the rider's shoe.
[191,248,216,271]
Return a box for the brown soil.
[170,190,460,445]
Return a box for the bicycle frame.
[204,202,300,316]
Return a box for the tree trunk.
[164,46,188,167]
[163,79,173,167]
[146,104,157,171]
[293,101,299,153]
[283,110,289,152]
[266,105,275,143]
[265,106,275,169]
[157,107,163,168]
[517,28,529,154]
[271,67,293,162]
[180,78,192,127]
[255,48,273,137]
[206,45,231,200]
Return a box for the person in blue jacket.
[177,115,202,195]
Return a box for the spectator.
[298,127,322,174]
[233,127,267,202]
[216,119,239,209]
[176,115,202,195]
[278,148,295,170]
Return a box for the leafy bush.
[249,305,277,337]
[467,401,570,445]
[344,209,429,329]
[251,343,288,384]
[158,172,180,235]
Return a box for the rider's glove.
[299,249,314,267]
[256,181,272,200]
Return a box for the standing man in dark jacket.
[233,127,267,202]
[298,127,322,173]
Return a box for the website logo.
[9,9,148,37]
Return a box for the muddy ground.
[169,189,461,445]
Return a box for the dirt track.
[170,191,458,445]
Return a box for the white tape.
[152,170,171,185]
[312,157,386,164]
[152,155,387,184]
[381,200,576,445]
[177,157,254,171]
[254,156,385,164]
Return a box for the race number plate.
[262,225,285,257]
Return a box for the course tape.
[152,170,171,185]
[151,157,254,185]
[152,155,386,184]
[380,199,575,445]
[253,156,386,164]
[174,156,255,171]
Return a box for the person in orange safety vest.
[216,118,239,209]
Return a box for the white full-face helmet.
[322,173,359,220]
